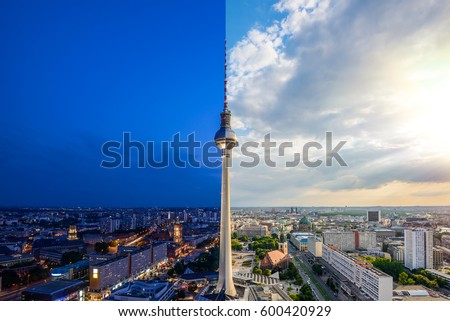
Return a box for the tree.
[187,247,220,272]
[271,233,279,240]
[279,261,301,280]
[94,242,109,254]
[312,264,323,275]
[231,239,243,251]
[61,251,83,265]
[188,282,198,292]
[326,277,337,291]
[0,270,20,288]
[286,233,291,239]
[301,284,313,295]
[232,232,238,239]
[398,272,415,285]
[294,276,303,286]
[238,235,249,242]
[382,243,389,252]
[28,266,49,282]
[174,261,185,275]
[108,240,118,247]
[296,284,315,301]
[253,267,262,274]
[263,269,272,276]
[372,258,405,281]
[177,290,186,299]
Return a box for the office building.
[290,233,315,251]
[307,236,323,257]
[22,279,87,301]
[237,225,268,238]
[32,238,85,261]
[0,254,34,268]
[323,231,376,251]
[374,228,396,242]
[108,280,175,301]
[51,260,89,280]
[367,210,381,223]
[404,229,433,270]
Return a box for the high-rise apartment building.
[404,228,433,270]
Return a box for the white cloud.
[228,0,450,206]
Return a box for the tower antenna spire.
[224,39,228,111]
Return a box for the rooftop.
[24,279,86,295]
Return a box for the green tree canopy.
[94,242,109,254]
[61,251,83,265]
[398,272,415,285]
[238,235,249,242]
[263,269,272,276]
[253,267,262,275]
[312,264,323,275]
[231,239,243,251]
[0,270,20,288]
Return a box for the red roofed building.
[260,250,290,271]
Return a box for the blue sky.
[0,0,225,207]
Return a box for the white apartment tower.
[404,228,433,270]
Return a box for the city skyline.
[1,0,450,308]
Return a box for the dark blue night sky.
[0,0,225,207]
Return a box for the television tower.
[215,40,238,297]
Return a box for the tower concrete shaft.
[214,39,237,297]
[216,149,236,297]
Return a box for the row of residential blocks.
[308,238,393,301]
[89,242,167,299]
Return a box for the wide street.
[288,242,337,301]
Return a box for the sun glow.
[405,69,450,155]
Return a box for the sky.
[1,1,449,208]
[227,0,450,206]
[0,0,225,207]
